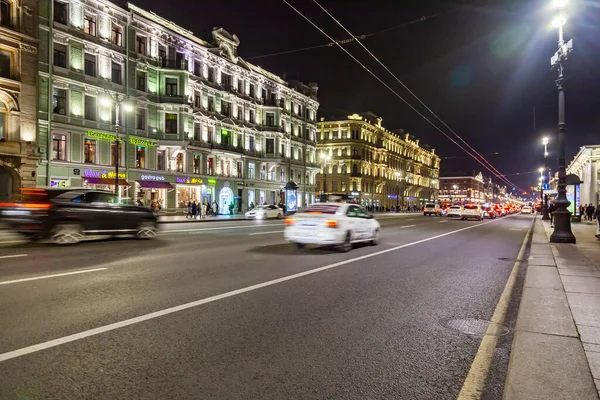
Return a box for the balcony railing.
[149,57,188,71]
[212,142,243,153]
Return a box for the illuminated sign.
[83,169,126,179]
[208,178,217,185]
[140,175,165,181]
[176,177,203,185]
[130,137,157,147]
[350,191,360,196]
[51,180,67,188]
[87,130,116,141]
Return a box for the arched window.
[341,164,347,174]
[0,101,6,140]
[332,165,338,174]
[352,164,358,174]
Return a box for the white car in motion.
[447,205,463,218]
[461,204,485,221]
[521,206,532,214]
[245,205,283,220]
[284,203,381,252]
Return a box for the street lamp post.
[102,92,132,197]
[320,153,330,194]
[549,0,576,243]
[394,171,401,212]
[541,137,551,220]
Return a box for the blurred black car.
[0,188,158,244]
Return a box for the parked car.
[461,204,485,221]
[447,205,463,218]
[284,203,380,252]
[245,205,283,220]
[423,204,442,216]
[0,188,158,244]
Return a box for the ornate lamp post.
[541,137,551,220]
[549,0,576,243]
[101,92,132,197]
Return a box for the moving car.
[461,204,485,221]
[447,205,463,218]
[423,204,442,216]
[284,203,381,252]
[494,204,506,217]
[245,205,283,220]
[521,206,533,214]
[0,188,158,244]
[482,205,497,219]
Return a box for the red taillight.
[285,218,295,226]
[325,219,338,228]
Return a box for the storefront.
[82,168,129,198]
[133,173,174,209]
[176,176,212,209]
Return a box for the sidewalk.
[504,216,600,399]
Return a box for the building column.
[591,160,598,206]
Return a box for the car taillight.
[325,219,338,228]
[285,218,295,226]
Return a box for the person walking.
[191,201,198,219]
[228,201,235,216]
[594,204,600,237]
[201,202,207,219]
[548,201,557,227]
[186,201,192,219]
[580,204,585,219]
[587,203,595,223]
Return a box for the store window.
[84,139,96,163]
[165,113,177,134]
[193,154,200,174]
[84,14,96,36]
[53,88,67,115]
[135,146,145,168]
[176,153,184,172]
[111,24,123,46]
[53,44,67,68]
[52,134,67,161]
[84,95,96,121]
[111,141,121,166]
[84,53,96,76]
[157,150,166,171]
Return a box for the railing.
[212,142,244,153]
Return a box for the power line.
[245,13,439,61]
[441,152,499,160]
[310,0,523,192]
[281,0,521,192]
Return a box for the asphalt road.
[0,213,533,400]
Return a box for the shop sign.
[350,191,360,196]
[140,174,166,181]
[51,180,67,188]
[73,168,81,176]
[387,195,398,199]
[207,178,217,185]
[87,130,116,141]
[176,176,203,185]
[83,169,126,179]
[130,137,157,147]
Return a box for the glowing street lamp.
[102,91,133,196]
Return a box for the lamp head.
[101,97,112,107]
[553,0,568,8]
[123,103,134,113]
[552,15,567,28]
[542,137,549,145]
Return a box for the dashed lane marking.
[0,267,107,286]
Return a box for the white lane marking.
[439,220,448,223]
[0,267,107,286]
[458,217,534,399]
[164,223,284,234]
[0,254,27,260]
[406,219,415,221]
[0,218,499,363]
[400,225,416,228]
[248,230,285,236]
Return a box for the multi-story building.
[36,0,319,212]
[0,0,38,201]
[439,172,487,204]
[567,145,600,206]
[316,113,440,209]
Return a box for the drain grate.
[443,318,509,337]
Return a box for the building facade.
[0,0,38,201]
[439,172,487,204]
[316,113,440,209]
[37,0,319,212]
[567,145,600,206]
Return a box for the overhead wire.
[245,14,439,61]
[310,0,523,192]
[280,0,521,191]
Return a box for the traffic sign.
[542,183,550,190]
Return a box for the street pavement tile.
[564,283,600,295]
[524,266,563,290]
[584,343,600,353]
[559,269,600,277]
[579,326,600,345]
[570,307,600,329]
[504,331,597,400]
[562,276,600,285]
[585,351,600,380]
[529,244,552,256]
[526,256,557,266]
[515,287,577,337]
[557,264,599,271]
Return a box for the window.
[84,139,96,163]
[341,182,347,192]
[266,113,275,127]
[52,134,67,160]
[110,141,122,166]
[136,108,145,130]
[249,109,255,123]
[85,192,118,204]
[176,52,185,69]
[53,1,67,25]
[0,49,11,78]
[194,60,201,76]
[84,95,96,121]
[176,153,183,172]
[193,154,200,174]
[221,101,231,117]
[111,24,123,46]
[157,150,166,170]
[84,53,96,76]
[249,84,255,98]
[332,181,338,192]
[52,88,66,115]
[165,113,177,133]
[194,123,201,140]
[194,90,201,108]
[266,138,275,154]
[207,96,214,112]
[207,67,214,82]
[53,44,67,68]
[237,105,243,120]
[135,146,145,168]
[165,78,177,96]
[136,70,146,91]
[248,163,255,179]
[158,45,166,62]
[111,61,122,84]
[237,79,243,93]
[84,15,96,36]
[221,73,231,88]
[237,161,242,178]
[0,0,10,27]
[136,35,146,55]
[248,136,255,152]
[207,158,214,175]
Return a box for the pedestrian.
[191,201,197,219]
[580,204,585,219]
[212,201,218,216]
[594,204,600,237]
[548,201,557,227]
[229,201,234,215]
[186,201,192,218]
[587,203,595,223]
[201,202,207,219]
[249,201,255,210]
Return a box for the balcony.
[159,94,190,104]
[149,58,188,71]
[262,125,284,133]
[244,149,264,158]
[350,172,362,178]
[212,142,243,153]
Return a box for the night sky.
[124,0,600,191]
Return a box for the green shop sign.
[129,137,157,147]
[87,130,116,141]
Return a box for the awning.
[84,178,130,186]
[136,180,174,189]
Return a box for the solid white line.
[165,223,284,234]
[406,219,416,221]
[248,230,285,236]
[400,225,416,228]
[0,267,107,286]
[439,220,448,223]
[0,218,498,363]
[0,254,27,260]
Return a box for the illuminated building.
[439,173,487,204]
[0,0,38,201]
[36,0,319,211]
[317,113,440,208]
